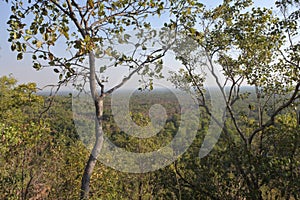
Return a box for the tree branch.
[249,82,300,144]
[105,48,166,95]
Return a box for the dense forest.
[1,0,300,199]
[1,76,299,199]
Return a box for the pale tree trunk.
[79,45,166,199]
[80,52,104,199]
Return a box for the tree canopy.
[3,0,300,199]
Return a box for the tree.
[0,75,94,199]
[7,0,173,198]
[0,75,44,199]
[169,0,299,199]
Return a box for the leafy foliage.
[0,76,88,199]
[2,0,300,199]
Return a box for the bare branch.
[105,48,166,95]
[249,82,300,144]
[205,51,247,144]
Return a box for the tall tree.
[7,0,172,198]
[169,0,300,199]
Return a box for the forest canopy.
[1,0,300,199]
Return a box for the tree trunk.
[80,113,104,199]
[80,52,104,199]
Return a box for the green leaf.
[149,82,153,90]
[11,44,16,51]
[105,47,112,56]
[24,35,32,41]
[36,41,43,48]
[124,34,131,41]
[17,53,23,60]
[100,66,106,73]
[33,63,41,70]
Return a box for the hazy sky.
[0,0,275,90]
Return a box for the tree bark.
[80,52,104,199]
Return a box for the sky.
[0,1,60,89]
[0,0,275,91]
